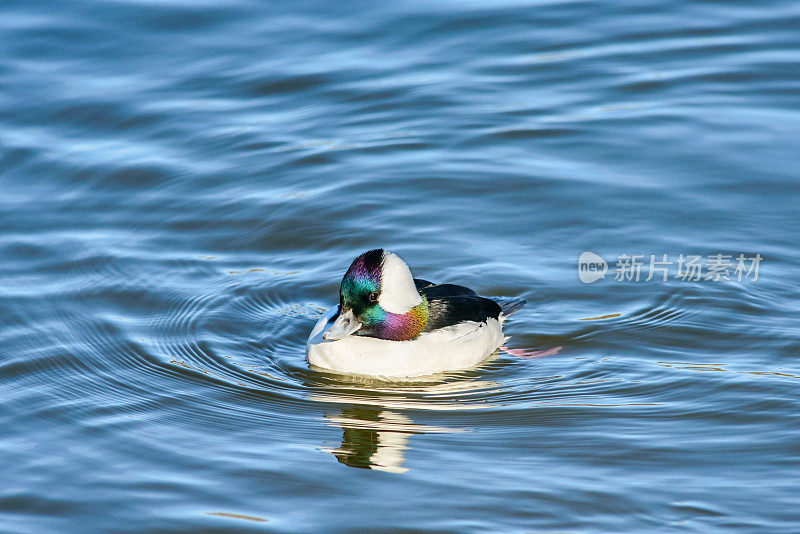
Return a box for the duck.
[307,249,526,378]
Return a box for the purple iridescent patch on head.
[339,249,383,306]
[343,249,383,284]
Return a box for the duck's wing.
[422,296,502,331]
[493,297,527,316]
[415,279,524,330]
[414,278,435,290]
[415,279,477,298]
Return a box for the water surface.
[1,0,799,532]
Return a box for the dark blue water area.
[1,0,799,532]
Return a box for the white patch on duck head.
[378,251,422,314]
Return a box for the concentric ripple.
[2,0,800,531]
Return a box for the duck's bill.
[322,309,362,341]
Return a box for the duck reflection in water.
[311,373,500,472]
[324,407,416,473]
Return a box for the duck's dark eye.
[368,292,379,303]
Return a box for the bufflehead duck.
[307,249,526,378]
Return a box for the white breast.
[306,306,506,379]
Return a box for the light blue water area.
[1,0,799,532]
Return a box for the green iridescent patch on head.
[360,304,387,326]
[339,249,383,310]
[340,276,378,306]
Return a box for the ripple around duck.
[0,267,324,435]
[4,251,787,443]
[145,293,306,398]
[128,278,545,440]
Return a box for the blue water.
[2,0,800,532]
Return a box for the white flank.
[307,306,505,379]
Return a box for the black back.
[414,279,502,331]
[415,279,477,299]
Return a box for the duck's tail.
[496,297,526,317]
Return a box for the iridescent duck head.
[322,249,429,342]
